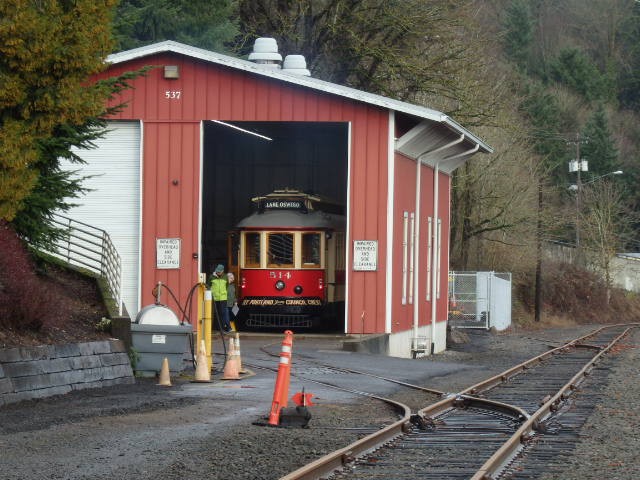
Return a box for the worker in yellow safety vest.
[210,264,231,332]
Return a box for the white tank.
[135,304,180,326]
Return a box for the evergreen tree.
[113,0,238,52]
[1,1,139,247]
[0,1,118,223]
[12,79,135,248]
[581,105,619,177]
[501,0,533,70]
[618,1,640,111]
[549,48,611,102]
[520,82,570,180]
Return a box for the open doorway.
[201,121,349,330]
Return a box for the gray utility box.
[130,323,193,377]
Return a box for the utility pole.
[534,181,542,322]
[568,133,588,264]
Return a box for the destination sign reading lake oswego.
[262,200,304,210]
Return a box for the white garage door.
[61,121,142,317]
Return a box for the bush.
[537,261,640,324]
[0,221,59,331]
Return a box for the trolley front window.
[244,232,261,267]
[267,233,294,267]
[301,232,321,268]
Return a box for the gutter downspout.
[430,144,479,354]
[412,158,421,345]
[410,135,466,353]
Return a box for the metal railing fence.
[40,213,123,315]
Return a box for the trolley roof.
[236,210,345,231]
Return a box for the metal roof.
[107,41,492,155]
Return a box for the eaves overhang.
[107,40,492,155]
[395,120,493,174]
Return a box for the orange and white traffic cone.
[157,357,172,386]
[268,330,294,426]
[222,337,240,380]
[193,339,212,383]
[234,333,247,374]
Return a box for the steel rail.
[280,394,529,480]
[251,365,412,480]
[242,351,420,480]
[460,324,610,396]
[470,325,635,480]
[258,345,445,396]
[279,404,411,480]
[279,323,636,480]
[293,351,446,396]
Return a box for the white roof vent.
[282,55,311,76]
[248,37,282,69]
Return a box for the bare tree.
[236,0,496,125]
[579,179,631,304]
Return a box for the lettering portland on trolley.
[241,298,322,306]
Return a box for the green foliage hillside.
[109,0,640,322]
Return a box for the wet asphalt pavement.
[1,325,635,479]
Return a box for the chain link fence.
[448,272,511,330]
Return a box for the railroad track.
[279,323,637,480]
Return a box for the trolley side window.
[301,232,321,268]
[244,232,261,267]
[228,233,239,269]
[267,233,294,267]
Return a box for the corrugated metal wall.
[418,162,436,326]
[391,155,448,333]
[438,171,452,321]
[62,121,141,315]
[392,154,417,332]
[97,54,390,332]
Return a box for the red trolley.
[228,189,346,331]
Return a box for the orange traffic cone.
[193,340,212,383]
[158,357,172,386]
[268,330,294,426]
[222,338,240,380]
[234,333,247,374]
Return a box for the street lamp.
[569,170,623,191]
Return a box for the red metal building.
[72,40,491,357]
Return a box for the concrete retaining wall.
[0,339,134,407]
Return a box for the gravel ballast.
[0,324,637,479]
[537,328,640,480]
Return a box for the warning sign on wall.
[156,238,181,269]
[353,240,378,271]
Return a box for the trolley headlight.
[275,280,286,291]
[293,285,303,295]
